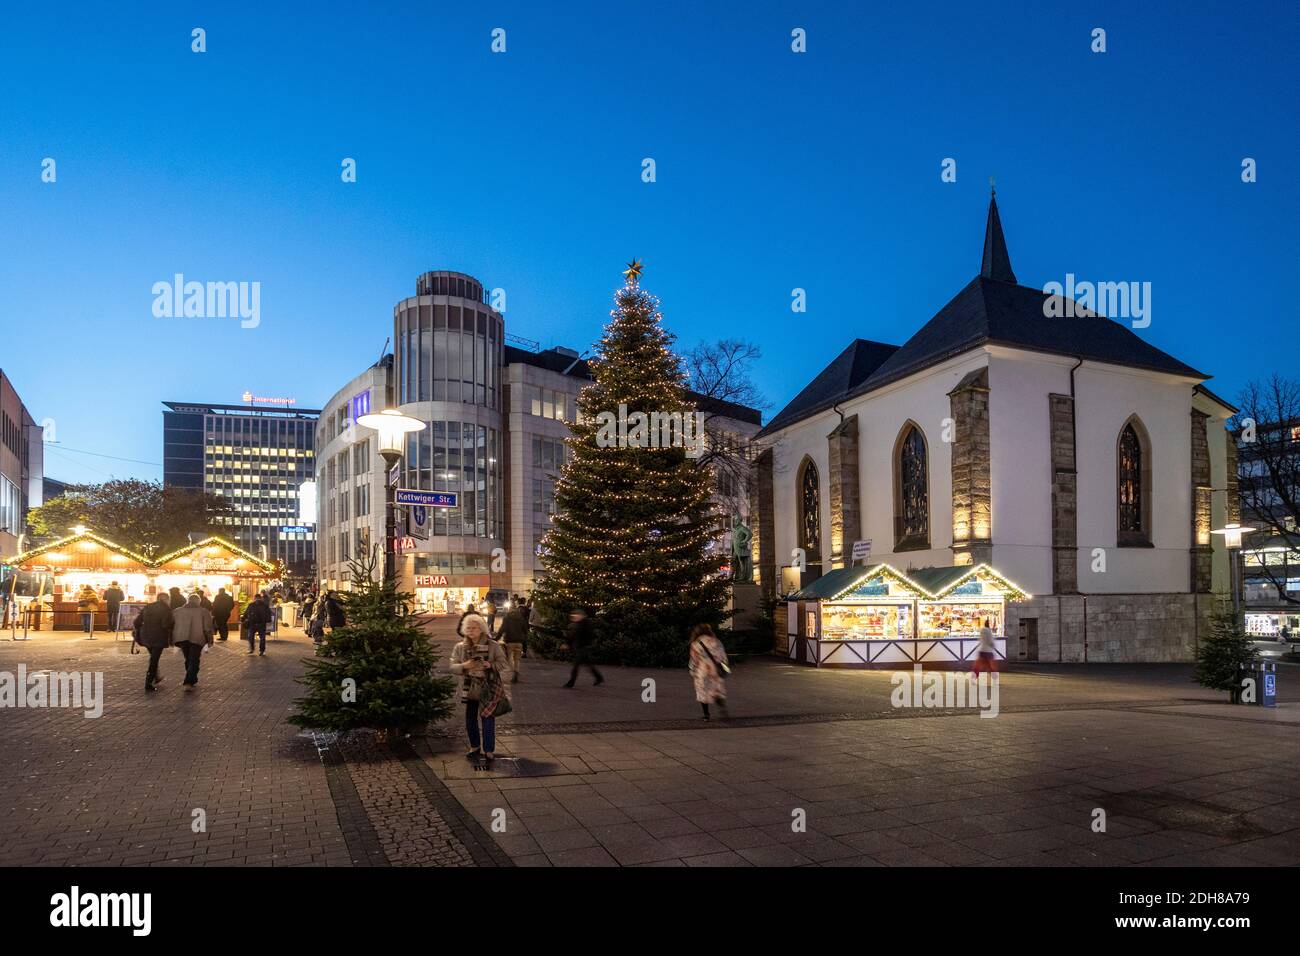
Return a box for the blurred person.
[498,600,529,683]
[168,586,185,610]
[688,623,730,720]
[973,618,998,675]
[562,607,603,688]
[172,593,214,689]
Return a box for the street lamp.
[1211,522,1256,622]
[356,408,426,586]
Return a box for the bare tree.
[684,340,770,517]
[1233,375,1300,605]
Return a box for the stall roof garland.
[7,531,275,574]
[7,530,154,567]
[152,535,275,572]
[801,562,1031,603]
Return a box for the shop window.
[797,457,821,562]
[893,422,930,551]
[1117,416,1152,547]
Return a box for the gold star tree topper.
[623,258,644,286]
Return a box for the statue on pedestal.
[731,516,753,584]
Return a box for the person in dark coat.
[168,587,185,610]
[211,588,234,642]
[197,589,213,612]
[241,593,273,655]
[103,581,125,632]
[324,591,345,630]
[135,592,174,692]
[498,603,529,683]
[562,608,603,689]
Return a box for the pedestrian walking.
[76,585,100,636]
[301,592,316,625]
[172,593,214,690]
[197,588,212,612]
[241,593,273,655]
[211,588,234,641]
[972,618,998,675]
[562,607,603,688]
[134,592,174,692]
[498,600,529,683]
[168,586,185,610]
[688,623,730,720]
[449,612,510,762]
[103,581,125,632]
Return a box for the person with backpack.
[241,593,273,656]
[688,623,730,720]
[211,588,235,642]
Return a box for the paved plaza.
[1,620,1298,867]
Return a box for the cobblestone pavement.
[0,627,499,867]
[3,621,1298,868]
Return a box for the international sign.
[395,489,458,508]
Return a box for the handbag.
[479,667,512,718]
[699,638,731,676]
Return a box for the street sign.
[388,464,400,487]
[407,504,430,540]
[851,539,872,563]
[395,489,458,508]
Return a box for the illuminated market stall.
[6,530,275,631]
[786,563,1029,667]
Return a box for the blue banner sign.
[395,489,458,508]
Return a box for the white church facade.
[750,196,1238,663]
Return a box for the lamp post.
[356,409,426,588]
[1211,522,1256,624]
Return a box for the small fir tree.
[533,262,728,666]
[289,550,455,736]
[1193,607,1257,703]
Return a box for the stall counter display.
[917,601,1003,639]
[821,603,913,640]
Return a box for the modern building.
[752,195,1235,663]
[42,476,71,502]
[0,369,43,556]
[314,270,762,608]
[1235,418,1300,636]
[162,399,319,571]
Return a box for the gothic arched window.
[894,423,930,551]
[1117,417,1151,546]
[798,458,821,561]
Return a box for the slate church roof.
[760,195,1210,438]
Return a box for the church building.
[750,196,1237,663]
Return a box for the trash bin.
[1249,660,1278,708]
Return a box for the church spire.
[980,185,1017,284]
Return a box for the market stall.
[786,563,1029,667]
[5,531,276,633]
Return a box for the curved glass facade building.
[394,272,504,557]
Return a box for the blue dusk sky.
[1,1,1296,485]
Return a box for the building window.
[893,422,930,551]
[797,457,821,562]
[1117,417,1152,546]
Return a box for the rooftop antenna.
[378,336,390,364]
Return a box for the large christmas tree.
[534,262,729,666]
